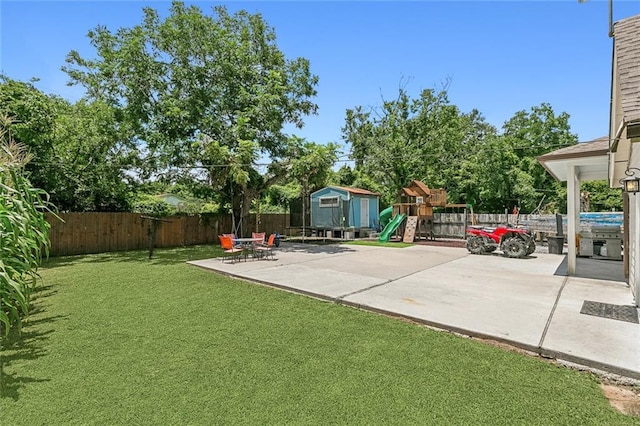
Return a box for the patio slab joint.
[538,275,569,349]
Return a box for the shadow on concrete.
[277,243,357,255]
[554,255,627,282]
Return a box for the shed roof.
[317,186,379,196]
[614,14,640,125]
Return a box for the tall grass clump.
[0,117,53,335]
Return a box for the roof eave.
[537,149,610,163]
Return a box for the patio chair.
[249,232,267,260]
[254,233,276,260]
[252,232,266,244]
[222,233,245,251]
[218,235,244,263]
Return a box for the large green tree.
[457,134,520,212]
[51,99,136,211]
[342,86,495,206]
[343,88,578,213]
[261,137,339,220]
[0,76,59,193]
[501,103,577,212]
[63,1,318,229]
[0,76,134,211]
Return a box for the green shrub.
[132,195,176,217]
[199,202,219,214]
[0,126,53,335]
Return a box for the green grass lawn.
[1,245,638,425]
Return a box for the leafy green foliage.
[63,1,319,227]
[343,86,579,213]
[0,76,59,194]
[264,182,300,210]
[132,195,176,217]
[65,2,317,162]
[286,136,339,194]
[582,181,623,212]
[49,99,136,211]
[331,164,356,187]
[132,192,219,215]
[0,122,53,335]
[501,103,577,212]
[0,75,135,212]
[259,137,339,220]
[343,86,495,207]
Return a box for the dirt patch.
[476,338,640,418]
[475,337,538,357]
[347,294,640,419]
[601,383,640,417]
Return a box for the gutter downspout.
[611,120,626,153]
[608,0,614,38]
[608,32,615,180]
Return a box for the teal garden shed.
[309,186,380,237]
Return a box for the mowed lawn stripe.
[1,246,637,425]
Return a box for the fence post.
[463,209,468,239]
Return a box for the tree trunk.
[239,186,259,237]
[230,191,243,236]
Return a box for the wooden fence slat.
[44,211,621,256]
[45,213,290,256]
[75,213,86,254]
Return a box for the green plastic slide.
[379,206,393,228]
[378,213,406,242]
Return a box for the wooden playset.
[392,180,466,241]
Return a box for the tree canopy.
[342,88,588,213]
[0,1,621,217]
[63,1,320,227]
[0,75,134,211]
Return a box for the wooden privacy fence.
[46,212,290,256]
[45,212,621,256]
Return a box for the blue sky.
[2,1,640,153]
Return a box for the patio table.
[232,238,265,259]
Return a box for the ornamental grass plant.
[0,119,53,335]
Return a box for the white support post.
[633,193,640,306]
[567,164,579,275]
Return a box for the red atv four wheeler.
[465,225,536,258]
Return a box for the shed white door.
[360,198,369,228]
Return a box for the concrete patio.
[188,243,640,379]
